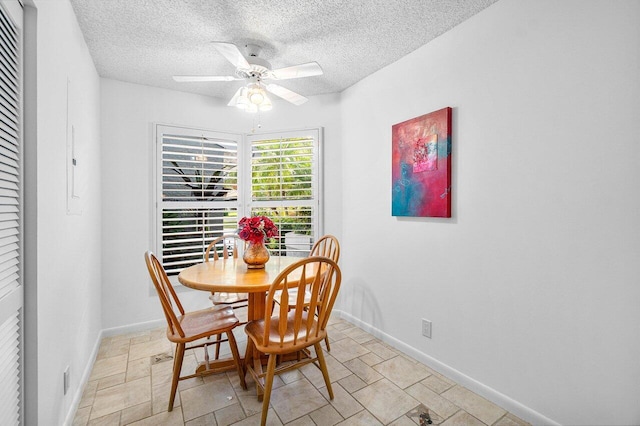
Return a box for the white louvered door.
[0,1,23,425]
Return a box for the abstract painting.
[392,107,452,217]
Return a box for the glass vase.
[243,240,270,269]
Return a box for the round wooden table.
[178,256,304,321]
[178,256,308,396]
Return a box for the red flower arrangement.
[238,216,278,244]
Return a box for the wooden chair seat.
[168,306,239,343]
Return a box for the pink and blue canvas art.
[392,107,452,217]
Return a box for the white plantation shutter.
[0,1,22,425]
[246,129,321,256]
[154,126,322,278]
[156,126,241,276]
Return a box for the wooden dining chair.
[273,234,340,350]
[244,256,342,426]
[205,234,250,358]
[144,251,246,411]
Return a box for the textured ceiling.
[70,0,498,103]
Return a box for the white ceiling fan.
[173,42,323,111]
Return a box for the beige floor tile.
[441,386,506,425]
[361,341,400,361]
[90,353,129,381]
[343,327,376,344]
[152,381,181,414]
[440,411,485,426]
[88,411,121,425]
[351,379,419,424]
[238,391,264,418]
[120,401,152,425]
[184,412,215,426]
[214,402,247,425]
[358,352,384,367]
[127,408,185,426]
[126,357,151,382]
[279,366,305,384]
[329,338,371,363]
[373,356,432,389]
[300,354,351,388]
[131,334,152,345]
[287,415,316,425]
[232,408,283,425]
[269,378,328,424]
[78,380,99,409]
[97,372,126,390]
[90,376,152,420]
[421,375,453,394]
[97,339,131,360]
[72,406,91,426]
[325,328,347,343]
[493,413,532,426]
[342,358,383,384]
[318,382,364,419]
[179,375,238,422]
[129,338,172,361]
[388,415,418,426]
[309,403,344,426]
[336,410,383,426]
[405,383,459,420]
[337,374,367,394]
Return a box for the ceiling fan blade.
[212,42,251,70]
[227,87,244,107]
[266,84,308,106]
[269,62,323,80]
[173,75,239,82]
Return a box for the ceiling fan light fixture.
[259,95,272,111]
[235,87,250,109]
[247,83,265,105]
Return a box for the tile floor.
[73,316,530,426]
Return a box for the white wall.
[31,0,103,424]
[100,80,341,329]
[340,0,640,424]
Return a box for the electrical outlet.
[422,319,432,338]
[63,366,70,395]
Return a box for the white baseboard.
[335,310,560,426]
[101,318,166,337]
[63,329,104,426]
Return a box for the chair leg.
[324,335,331,352]
[314,342,334,400]
[168,342,185,411]
[226,330,247,390]
[214,333,222,360]
[244,338,255,372]
[260,354,277,426]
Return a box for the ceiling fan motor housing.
[236,55,271,79]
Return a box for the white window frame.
[153,124,323,283]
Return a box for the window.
[154,126,322,278]
[246,130,321,257]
